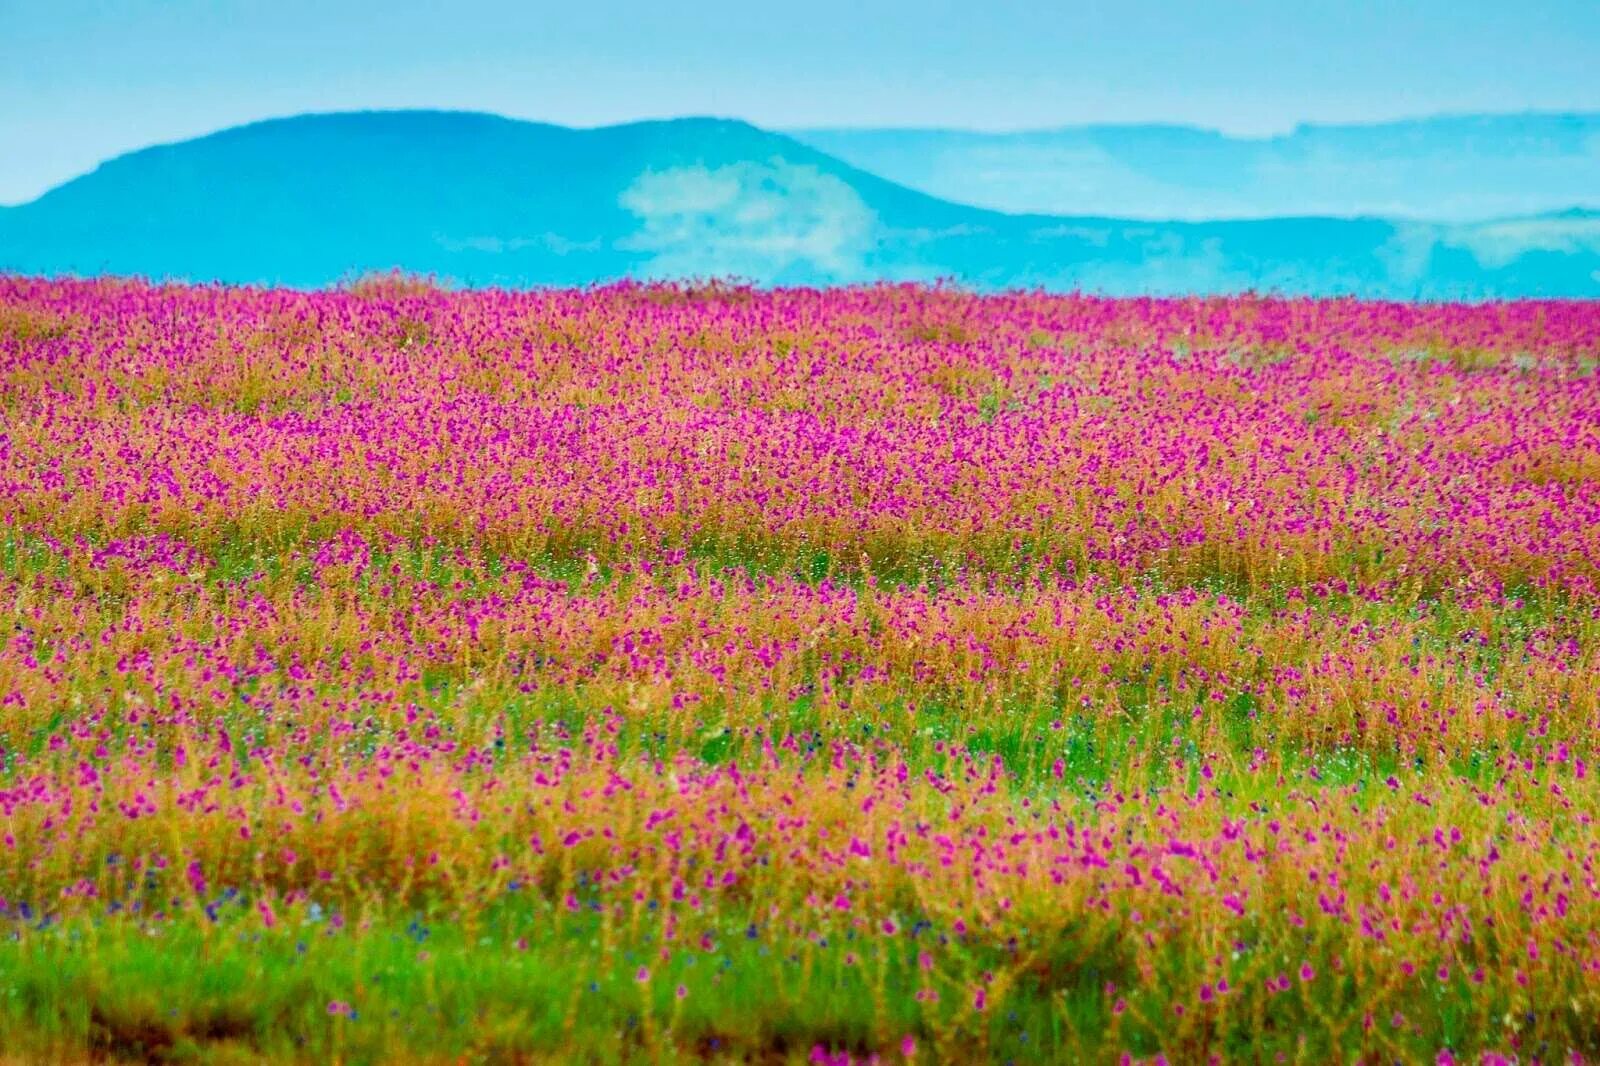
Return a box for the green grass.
[4,895,1587,1064]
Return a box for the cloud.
[1377,213,1600,285]
[618,159,879,282]
[1441,215,1600,269]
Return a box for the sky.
[3,0,1599,204]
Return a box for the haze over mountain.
[792,114,1600,222]
[2,110,1597,297]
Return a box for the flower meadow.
[2,274,1600,1064]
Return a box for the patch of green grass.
[4,892,1581,1064]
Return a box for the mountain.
[2,110,1598,297]
[791,114,1600,223]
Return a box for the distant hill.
[791,113,1600,223]
[2,110,1597,297]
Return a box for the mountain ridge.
[790,112,1600,223]
[789,110,1600,143]
[2,110,1597,297]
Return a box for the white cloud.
[1443,215,1600,269]
[618,159,879,282]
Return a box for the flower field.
[2,274,1599,1063]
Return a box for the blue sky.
[3,0,1598,204]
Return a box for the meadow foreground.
[2,276,1599,1063]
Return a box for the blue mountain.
[791,113,1600,222]
[1,110,1597,297]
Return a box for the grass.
[4,279,1600,1062]
[5,882,1595,1064]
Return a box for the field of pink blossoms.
[2,273,1599,1063]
